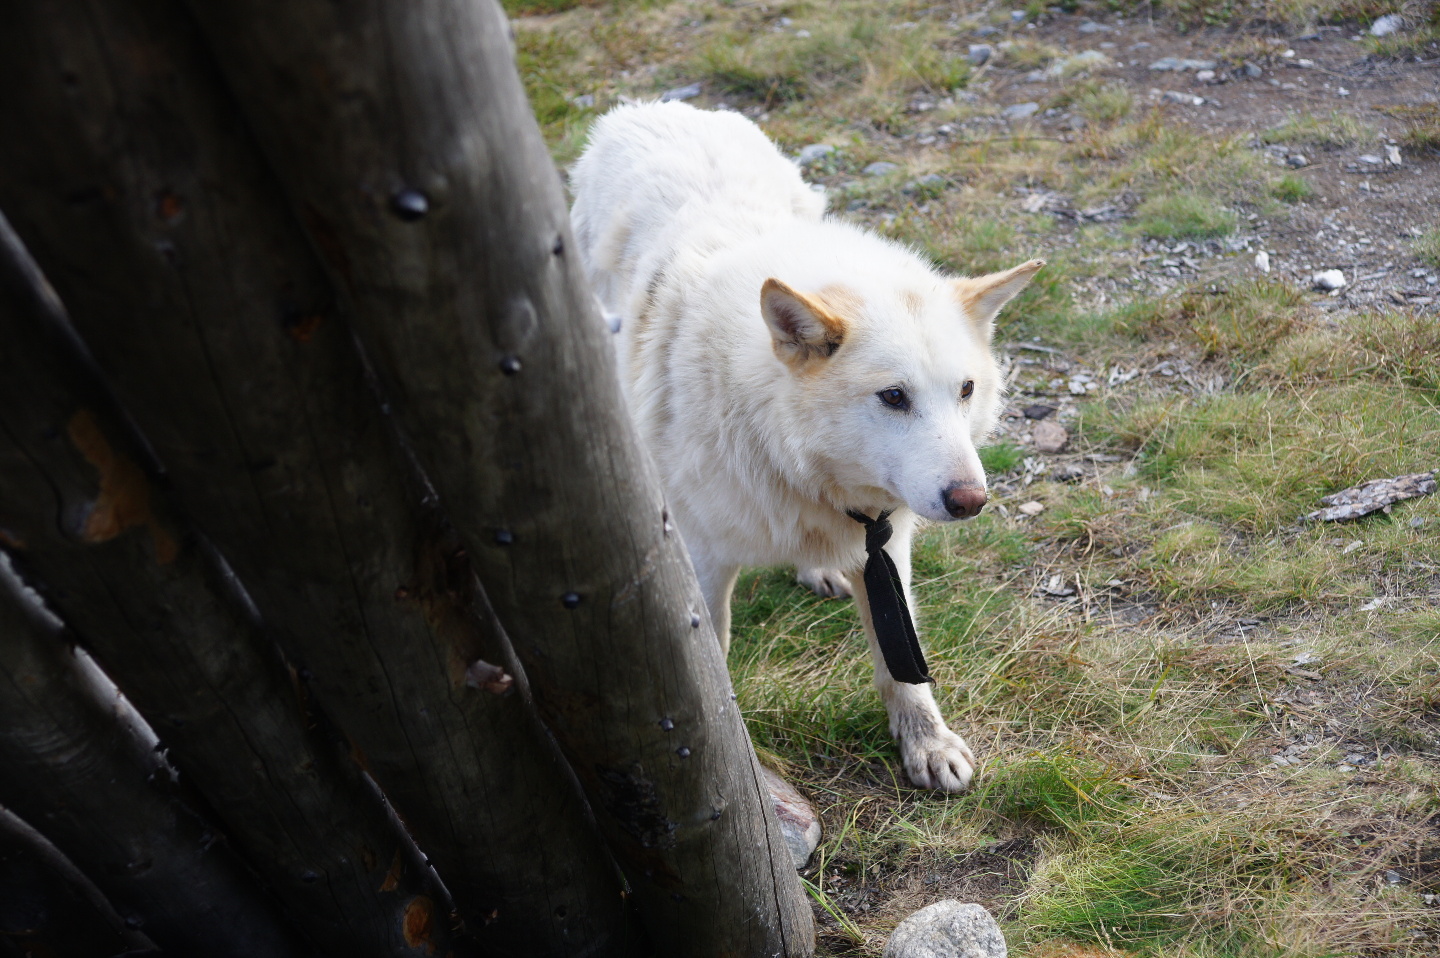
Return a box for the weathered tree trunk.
[0,805,154,956]
[0,3,628,952]
[0,213,465,957]
[0,561,305,955]
[184,0,814,953]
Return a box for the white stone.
[1254,250,1270,273]
[797,143,835,165]
[1312,269,1346,290]
[1371,14,1407,36]
[660,82,702,102]
[884,901,1007,958]
[1162,91,1205,106]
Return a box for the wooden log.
[0,213,463,957]
[0,805,153,956]
[184,1,815,953]
[0,562,306,956]
[0,2,628,951]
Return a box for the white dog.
[570,102,1041,791]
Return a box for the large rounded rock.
[882,901,1007,958]
[759,766,821,869]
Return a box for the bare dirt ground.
[982,11,1439,305]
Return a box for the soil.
[971,10,1440,307]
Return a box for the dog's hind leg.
[795,567,852,598]
[848,525,976,792]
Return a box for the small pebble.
[660,82,702,102]
[1000,102,1040,120]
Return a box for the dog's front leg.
[689,547,741,657]
[849,528,976,792]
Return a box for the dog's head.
[760,259,1043,522]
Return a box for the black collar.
[846,510,932,685]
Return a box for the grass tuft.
[1132,193,1237,240]
[1414,225,1440,269]
[1270,172,1314,203]
[1116,281,1305,364]
[1261,110,1377,149]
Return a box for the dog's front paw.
[900,726,976,792]
[796,567,853,598]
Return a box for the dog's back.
[569,102,825,315]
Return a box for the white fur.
[571,102,1039,791]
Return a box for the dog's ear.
[952,259,1045,340]
[760,278,846,367]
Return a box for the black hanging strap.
[846,510,932,685]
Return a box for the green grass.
[1261,110,1378,149]
[1270,173,1313,203]
[1072,82,1134,124]
[1132,193,1238,240]
[1116,281,1305,365]
[981,442,1028,475]
[1415,226,1440,270]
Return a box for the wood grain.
[0,2,628,952]
[184,0,815,952]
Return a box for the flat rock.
[1303,471,1436,522]
[1022,403,1055,420]
[1000,102,1039,120]
[967,43,993,65]
[883,900,1007,958]
[797,143,835,165]
[1150,57,1216,71]
[905,174,948,193]
[1032,419,1069,453]
[864,161,900,176]
[1162,91,1206,106]
[660,82,701,102]
[759,766,821,870]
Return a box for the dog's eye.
[960,380,975,400]
[877,387,910,410]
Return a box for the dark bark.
[0,2,626,952]
[183,1,815,953]
[0,564,305,956]
[0,212,462,957]
[0,805,153,956]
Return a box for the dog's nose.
[942,483,987,519]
